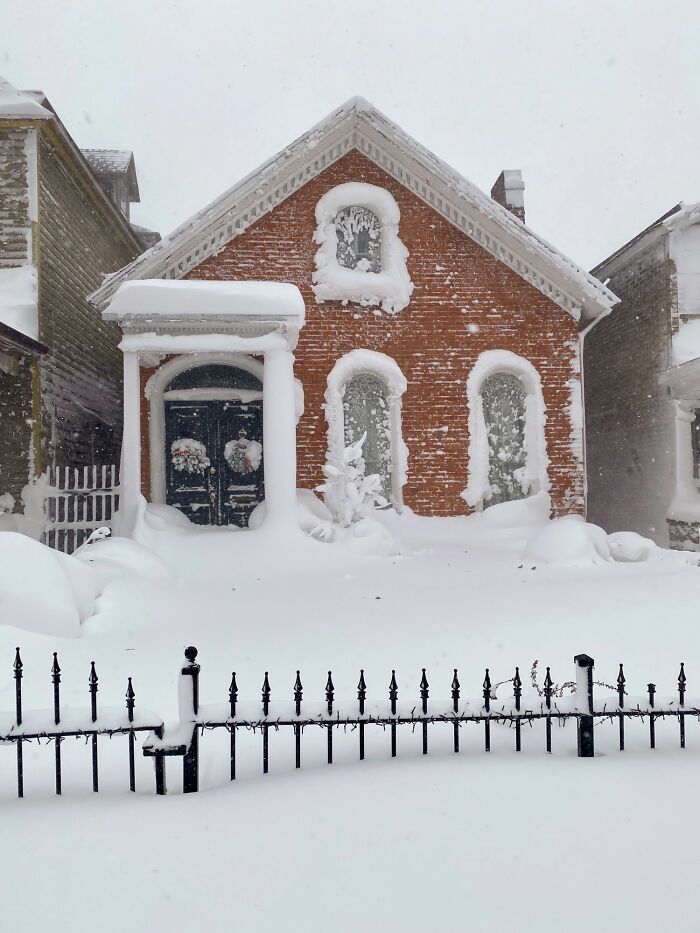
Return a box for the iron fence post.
[574,654,595,758]
[180,646,200,793]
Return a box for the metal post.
[89,662,99,792]
[574,654,595,758]
[181,647,200,793]
[14,648,23,798]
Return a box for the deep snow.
[2,508,700,933]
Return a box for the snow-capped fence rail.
[40,465,120,553]
[1,648,697,799]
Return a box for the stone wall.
[584,234,676,543]
[163,150,585,517]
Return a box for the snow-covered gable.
[89,97,617,325]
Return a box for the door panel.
[164,401,215,525]
[219,399,264,527]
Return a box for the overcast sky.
[3,0,700,269]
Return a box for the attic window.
[335,207,381,272]
[312,182,413,314]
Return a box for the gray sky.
[3,0,700,268]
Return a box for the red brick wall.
[169,150,582,517]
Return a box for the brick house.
[0,77,157,504]
[585,203,700,549]
[89,98,616,531]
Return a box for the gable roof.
[88,97,617,324]
[0,77,52,119]
[81,149,140,202]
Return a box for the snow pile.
[340,516,399,557]
[249,489,335,541]
[74,535,174,589]
[0,265,38,340]
[0,533,93,636]
[607,531,657,563]
[105,279,305,323]
[671,318,700,365]
[525,519,667,566]
[480,491,551,528]
[313,183,413,314]
[525,517,612,566]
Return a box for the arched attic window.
[462,350,549,511]
[313,182,413,313]
[334,206,382,272]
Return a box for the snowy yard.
[2,508,700,931]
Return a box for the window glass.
[334,207,381,272]
[481,372,527,505]
[692,410,700,480]
[343,373,392,501]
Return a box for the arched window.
[463,350,549,511]
[334,206,381,272]
[481,372,527,505]
[324,350,408,519]
[343,372,392,500]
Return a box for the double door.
[165,398,264,527]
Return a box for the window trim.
[312,182,413,314]
[463,350,550,510]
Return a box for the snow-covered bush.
[318,432,387,527]
[249,489,335,541]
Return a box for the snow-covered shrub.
[317,432,387,527]
[0,492,15,514]
[608,531,657,563]
[525,516,612,566]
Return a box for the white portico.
[103,279,305,535]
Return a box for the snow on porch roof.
[103,279,305,324]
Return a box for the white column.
[116,350,142,536]
[262,346,299,530]
[673,402,697,505]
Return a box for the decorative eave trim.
[89,101,616,324]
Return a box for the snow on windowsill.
[312,183,413,314]
[0,265,38,340]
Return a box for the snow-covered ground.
[2,507,700,931]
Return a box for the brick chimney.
[490,170,525,223]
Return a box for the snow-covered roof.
[89,96,617,324]
[103,279,305,324]
[0,76,52,119]
[81,149,140,202]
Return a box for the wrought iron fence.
[0,647,696,799]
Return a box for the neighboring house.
[0,77,158,504]
[89,97,616,531]
[586,203,700,549]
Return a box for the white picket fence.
[40,465,120,553]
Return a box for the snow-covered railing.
[2,649,696,799]
[39,465,120,553]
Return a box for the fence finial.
[294,671,303,716]
[543,666,553,710]
[229,672,238,718]
[513,667,522,711]
[679,663,687,707]
[325,671,334,716]
[357,670,366,715]
[389,670,398,716]
[262,672,271,717]
[451,669,460,713]
[483,668,491,712]
[125,677,135,723]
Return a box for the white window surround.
[462,349,550,509]
[312,182,413,314]
[144,352,304,504]
[324,349,408,512]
